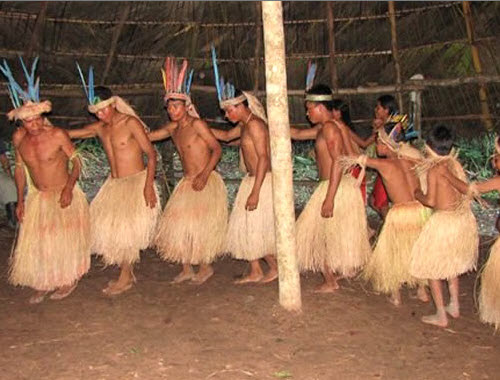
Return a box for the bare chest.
[101,126,133,150]
[172,127,199,152]
[19,136,61,165]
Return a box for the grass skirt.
[409,207,478,280]
[90,170,160,265]
[479,237,500,330]
[10,185,90,291]
[363,201,431,294]
[155,171,228,265]
[296,175,371,275]
[226,173,275,260]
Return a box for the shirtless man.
[211,89,278,284]
[291,84,371,292]
[356,128,429,306]
[68,86,159,296]
[150,94,227,284]
[10,111,90,303]
[409,125,478,327]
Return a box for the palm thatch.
[0,1,498,137]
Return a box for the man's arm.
[148,123,173,142]
[128,118,157,208]
[322,126,343,218]
[290,125,320,140]
[58,129,80,208]
[12,132,26,222]
[415,169,437,208]
[350,129,376,149]
[67,122,99,139]
[211,125,241,143]
[446,174,500,195]
[245,120,269,211]
[192,119,222,191]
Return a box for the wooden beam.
[262,1,302,312]
[388,1,404,113]
[326,2,339,92]
[25,1,49,59]
[253,2,263,93]
[101,4,131,85]
[462,1,493,130]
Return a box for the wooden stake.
[388,1,404,113]
[326,2,339,92]
[462,1,493,130]
[25,2,48,59]
[261,1,302,312]
[254,2,263,93]
[101,4,131,84]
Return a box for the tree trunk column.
[261,1,302,312]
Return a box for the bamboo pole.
[388,1,404,113]
[326,2,339,92]
[25,1,48,59]
[409,74,423,136]
[101,4,131,84]
[253,2,263,93]
[462,1,493,130]
[261,1,302,312]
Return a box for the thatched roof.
[0,1,499,136]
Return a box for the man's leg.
[50,281,78,300]
[389,288,402,306]
[172,263,195,284]
[29,289,49,304]
[261,255,278,283]
[103,262,135,295]
[235,260,264,284]
[445,277,460,318]
[192,263,214,284]
[422,279,448,327]
[314,268,340,293]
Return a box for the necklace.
[245,112,253,124]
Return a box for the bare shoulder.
[192,117,210,133]
[12,128,26,147]
[322,121,341,138]
[124,115,144,130]
[247,118,267,133]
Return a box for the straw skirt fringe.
[409,208,478,280]
[479,237,500,330]
[363,201,431,294]
[226,173,275,260]
[155,171,228,265]
[296,174,371,275]
[90,170,160,265]
[10,185,90,291]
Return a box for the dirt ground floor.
[1,220,500,380]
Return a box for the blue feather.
[75,62,89,101]
[211,45,222,102]
[306,61,317,90]
[186,69,194,94]
[88,66,95,104]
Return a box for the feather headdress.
[211,45,267,123]
[161,57,199,118]
[0,57,51,121]
[303,61,333,102]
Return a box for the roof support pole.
[326,2,339,93]
[253,2,263,93]
[25,1,48,59]
[388,1,404,113]
[462,1,493,131]
[261,1,302,312]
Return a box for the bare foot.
[260,269,278,284]
[50,283,78,300]
[314,281,340,293]
[234,272,264,284]
[416,286,430,303]
[102,280,134,296]
[171,269,194,284]
[29,290,49,304]
[389,292,402,307]
[192,266,214,285]
[445,302,460,319]
[421,312,448,327]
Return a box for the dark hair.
[305,84,334,111]
[233,89,249,108]
[377,94,398,115]
[427,124,454,155]
[94,86,113,101]
[332,99,352,127]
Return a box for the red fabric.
[371,174,388,210]
[350,165,367,204]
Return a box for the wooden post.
[388,1,404,113]
[254,2,263,93]
[261,1,302,312]
[326,2,339,92]
[409,74,423,138]
[25,1,48,59]
[101,4,131,84]
[462,1,493,130]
